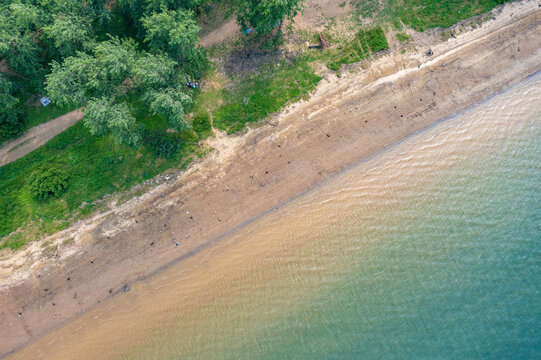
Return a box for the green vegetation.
[0,0,512,251]
[192,111,213,139]
[235,0,304,35]
[28,164,70,200]
[327,27,389,71]
[24,103,77,129]
[395,32,411,43]
[213,58,321,133]
[0,113,203,249]
[352,0,509,31]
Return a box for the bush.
[364,27,389,52]
[28,164,70,200]
[141,129,180,159]
[0,112,25,141]
[192,111,213,139]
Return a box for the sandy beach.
[1,1,540,357]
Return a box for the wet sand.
[1,2,540,357]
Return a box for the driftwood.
[307,34,332,50]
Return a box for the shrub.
[0,111,25,141]
[365,27,389,52]
[141,129,180,159]
[192,111,213,139]
[28,164,70,200]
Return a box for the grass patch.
[395,32,411,42]
[352,0,510,31]
[327,27,389,71]
[212,57,322,134]
[0,102,201,250]
[192,111,214,139]
[23,103,78,129]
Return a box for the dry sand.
[1,1,540,357]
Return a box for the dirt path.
[1,1,540,357]
[0,109,83,167]
[199,0,352,47]
[0,0,345,166]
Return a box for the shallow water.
[12,73,541,359]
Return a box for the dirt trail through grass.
[0,14,235,167]
[0,109,83,167]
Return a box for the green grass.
[192,111,213,139]
[213,57,322,134]
[352,0,510,31]
[327,27,389,71]
[395,32,411,42]
[0,102,204,250]
[23,103,78,129]
[0,0,512,251]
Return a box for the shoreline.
[9,71,541,359]
[1,2,541,357]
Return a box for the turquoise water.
[159,74,540,360]
[12,74,541,360]
[126,75,540,359]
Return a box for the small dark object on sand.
[426,49,433,56]
[122,284,130,292]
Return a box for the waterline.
[10,73,541,360]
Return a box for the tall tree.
[142,8,206,77]
[235,0,304,35]
[84,97,140,146]
[46,37,137,106]
[144,86,193,131]
[46,37,194,144]
[0,74,23,140]
[42,14,92,58]
[0,2,46,90]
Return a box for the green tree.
[142,8,206,76]
[46,37,137,106]
[144,87,193,131]
[0,3,46,90]
[84,97,140,146]
[131,52,177,89]
[235,0,304,35]
[0,74,24,140]
[144,0,202,12]
[43,14,92,58]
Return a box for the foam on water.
[10,73,541,359]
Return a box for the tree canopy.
[142,8,206,77]
[235,0,304,35]
[0,0,209,145]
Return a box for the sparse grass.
[326,27,389,71]
[395,32,411,42]
[212,57,322,134]
[351,0,510,31]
